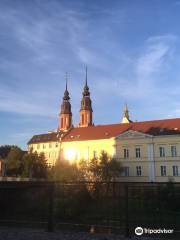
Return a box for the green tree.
[52,159,83,181]
[82,151,122,182]
[21,152,32,177]
[98,151,122,182]
[0,145,20,159]
[6,147,23,176]
[22,151,48,179]
[49,151,122,182]
[32,152,48,178]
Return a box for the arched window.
[82,114,84,125]
[61,118,64,128]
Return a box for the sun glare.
[64,148,77,162]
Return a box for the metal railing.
[0,181,180,238]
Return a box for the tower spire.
[85,66,87,87]
[58,72,72,131]
[83,67,90,97]
[65,72,68,91]
[63,72,70,101]
[79,68,93,127]
[121,103,132,124]
[124,103,129,119]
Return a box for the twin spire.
[59,69,132,131]
[59,68,93,131]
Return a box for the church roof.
[28,131,64,144]
[62,118,180,142]
[28,118,180,144]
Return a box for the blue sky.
[1,0,180,149]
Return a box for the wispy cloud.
[137,37,172,78]
[135,35,177,95]
[0,1,180,147]
[0,88,57,117]
[90,34,177,99]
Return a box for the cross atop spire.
[65,72,68,91]
[85,66,87,87]
[63,72,70,101]
[83,66,90,97]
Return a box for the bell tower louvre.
[58,74,72,131]
[79,67,93,127]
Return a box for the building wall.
[153,135,180,182]
[115,134,153,182]
[29,141,60,166]
[28,133,180,182]
[61,138,115,163]
[114,133,180,182]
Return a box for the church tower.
[121,103,132,123]
[59,74,72,131]
[79,68,93,127]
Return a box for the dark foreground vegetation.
[0,145,180,238]
[0,181,180,239]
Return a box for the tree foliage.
[0,145,21,159]
[51,159,83,181]
[51,151,122,182]
[2,145,122,182]
[98,151,122,181]
[22,151,48,179]
[1,145,48,178]
[69,151,122,182]
[6,147,24,176]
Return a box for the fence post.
[47,182,54,232]
[124,185,129,237]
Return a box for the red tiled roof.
[27,118,180,144]
[62,118,180,142]
[28,131,65,144]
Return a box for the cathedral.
[28,70,180,182]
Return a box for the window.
[37,144,40,150]
[159,146,165,157]
[136,166,142,176]
[124,149,129,159]
[49,143,52,148]
[82,114,84,125]
[43,144,46,149]
[122,167,130,177]
[61,118,63,128]
[171,146,177,157]
[55,143,58,148]
[160,166,166,176]
[173,166,178,176]
[135,148,141,158]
